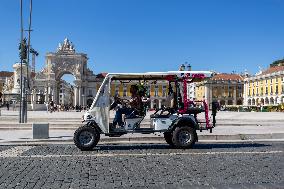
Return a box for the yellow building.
[111,81,170,109]
[196,73,244,107]
[244,65,284,106]
[96,73,170,109]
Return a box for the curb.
[1,133,284,145]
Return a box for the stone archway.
[227,100,233,105]
[237,99,242,105]
[252,99,256,105]
[256,98,259,105]
[260,98,264,105]
[265,97,269,105]
[275,97,280,105]
[153,99,159,109]
[248,99,251,106]
[45,38,88,106]
[270,97,274,105]
[161,99,167,108]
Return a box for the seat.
[150,114,171,118]
[124,109,143,119]
[186,107,204,114]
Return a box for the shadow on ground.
[94,143,270,151]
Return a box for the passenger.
[166,83,176,109]
[113,85,142,128]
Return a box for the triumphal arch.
[29,38,101,109]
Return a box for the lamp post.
[19,0,33,123]
[19,0,24,123]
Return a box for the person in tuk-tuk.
[112,85,143,128]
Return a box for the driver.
[113,85,142,128]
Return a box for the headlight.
[86,115,92,120]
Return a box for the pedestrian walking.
[6,101,9,111]
[45,102,49,113]
[49,101,54,113]
[12,101,16,111]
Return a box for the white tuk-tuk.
[74,71,218,150]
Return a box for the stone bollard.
[32,123,49,139]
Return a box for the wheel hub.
[178,130,191,145]
[79,131,94,146]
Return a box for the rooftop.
[0,71,13,78]
[260,66,284,75]
[211,73,243,81]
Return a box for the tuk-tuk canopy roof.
[107,71,213,81]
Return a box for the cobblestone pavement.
[0,142,283,189]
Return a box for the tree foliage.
[271,58,284,67]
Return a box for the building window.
[238,92,242,97]
[162,86,167,97]
[265,87,268,94]
[270,86,273,94]
[228,92,232,97]
[154,85,159,97]
[114,85,119,96]
[123,85,127,97]
[276,85,278,94]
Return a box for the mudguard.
[168,116,198,131]
[85,120,103,134]
[167,116,199,142]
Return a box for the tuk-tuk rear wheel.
[172,126,196,148]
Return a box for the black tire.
[164,132,174,146]
[172,126,196,149]
[74,125,100,151]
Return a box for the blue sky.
[1,0,284,76]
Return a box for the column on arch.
[78,86,82,106]
[74,86,78,106]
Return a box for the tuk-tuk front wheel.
[74,125,100,151]
[172,126,196,148]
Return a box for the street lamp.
[179,62,192,71]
